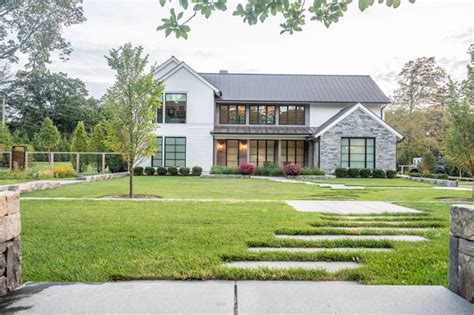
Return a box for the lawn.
[0,179,31,185]
[23,176,472,201]
[21,200,452,285]
[299,178,435,187]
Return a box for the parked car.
[403,157,448,174]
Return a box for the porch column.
[277,140,282,166]
[247,138,250,164]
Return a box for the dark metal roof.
[199,73,390,103]
[212,126,317,135]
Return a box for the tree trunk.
[129,163,133,199]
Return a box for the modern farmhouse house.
[143,56,403,174]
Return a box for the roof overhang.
[313,103,403,139]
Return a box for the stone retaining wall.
[77,172,128,182]
[0,190,21,296]
[403,176,458,187]
[200,174,242,179]
[449,204,474,303]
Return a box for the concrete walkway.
[286,200,421,214]
[1,281,472,314]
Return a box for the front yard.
[18,177,473,285]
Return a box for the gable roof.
[160,62,220,94]
[314,103,403,139]
[199,73,391,103]
[155,56,180,75]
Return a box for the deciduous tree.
[104,43,163,198]
[33,117,60,157]
[0,123,13,151]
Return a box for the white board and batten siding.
[309,103,384,127]
[139,64,216,172]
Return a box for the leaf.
[159,0,166,7]
[179,0,189,10]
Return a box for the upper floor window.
[165,93,187,124]
[250,105,275,125]
[220,105,246,124]
[279,105,305,125]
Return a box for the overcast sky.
[45,0,472,98]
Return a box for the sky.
[44,0,473,98]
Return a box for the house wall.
[319,108,397,174]
[309,103,384,127]
[140,66,216,172]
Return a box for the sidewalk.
[1,281,472,314]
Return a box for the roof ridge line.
[199,72,372,77]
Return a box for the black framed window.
[165,93,187,123]
[216,139,248,167]
[250,105,275,125]
[165,137,186,167]
[249,140,277,167]
[341,138,375,169]
[219,105,246,124]
[279,105,305,125]
[152,137,163,166]
[281,140,306,166]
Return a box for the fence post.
[50,152,54,169]
[102,153,106,173]
[9,152,12,170]
[76,153,80,173]
[24,151,28,169]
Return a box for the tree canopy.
[105,43,163,197]
[157,0,415,39]
[5,70,100,137]
[33,117,60,152]
[0,0,85,68]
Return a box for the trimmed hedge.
[409,173,449,180]
[360,168,372,178]
[179,167,190,176]
[372,169,386,178]
[335,168,349,178]
[386,170,396,178]
[156,166,167,176]
[133,166,144,176]
[191,166,202,176]
[144,167,155,176]
[167,166,178,176]
[348,168,360,178]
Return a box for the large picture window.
[281,140,306,166]
[165,137,186,167]
[249,140,277,167]
[216,140,248,167]
[165,93,187,123]
[250,105,275,125]
[219,105,246,124]
[341,138,375,169]
[151,137,163,167]
[279,105,305,125]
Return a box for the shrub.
[222,166,238,174]
[179,166,190,176]
[239,163,256,175]
[420,150,436,174]
[133,166,144,176]
[255,166,270,176]
[348,168,360,178]
[167,166,178,176]
[270,166,285,177]
[409,173,422,178]
[210,166,224,174]
[254,163,284,177]
[52,165,75,178]
[372,169,386,178]
[191,166,202,176]
[334,167,349,178]
[386,170,396,178]
[360,168,372,178]
[144,167,156,176]
[434,173,449,180]
[300,167,325,176]
[284,163,301,176]
[156,166,167,176]
[106,155,127,173]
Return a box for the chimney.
[219,70,228,74]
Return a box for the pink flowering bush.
[239,163,256,175]
[284,163,301,176]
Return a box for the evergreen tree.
[71,121,90,172]
[33,118,60,162]
[90,121,108,172]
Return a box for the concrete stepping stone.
[224,261,360,272]
[276,235,428,242]
[328,227,430,231]
[333,216,428,220]
[249,247,393,253]
[286,201,420,214]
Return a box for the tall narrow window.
[152,137,163,166]
[279,105,305,125]
[281,140,306,166]
[165,93,187,123]
[249,105,275,125]
[219,105,246,124]
[341,138,375,169]
[249,140,277,166]
[165,137,186,166]
[217,140,248,167]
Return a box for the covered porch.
[211,126,316,168]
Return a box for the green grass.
[0,179,31,185]
[300,178,435,187]
[20,200,455,285]
[23,176,471,201]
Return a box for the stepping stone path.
[249,247,393,253]
[224,261,360,272]
[224,202,433,274]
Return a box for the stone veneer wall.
[0,190,21,296]
[449,204,474,303]
[319,108,397,174]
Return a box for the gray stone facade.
[318,108,397,174]
[449,204,474,303]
